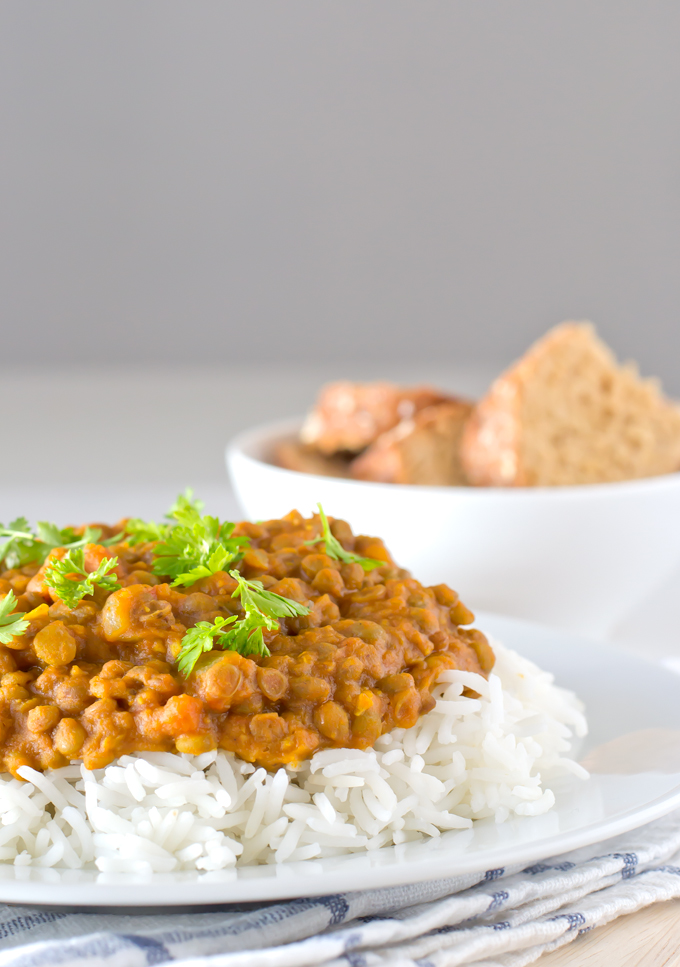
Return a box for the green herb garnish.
[123,518,171,546]
[100,531,125,547]
[0,518,43,569]
[37,521,122,550]
[176,569,310,676]
[120,490,249,584]
[177,615,239,677]
[152,502,249,588]
[167,487,205,517]
[123,490,204,547]
[43,549,122,609]
[0,590,29,645]
[305,503,383,571]
[229,569,310,625]
[0,519,116,569]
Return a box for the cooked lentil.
[0,511,494,776]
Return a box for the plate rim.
[1,612,678,907]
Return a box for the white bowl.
[226,417,680,638]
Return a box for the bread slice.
[274,440,352,477]
[461,322,680,486]
[351,400,473,485]
[300,381,449,455]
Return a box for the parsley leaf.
[0,590,29,645]
[0,518,43,569]
[153,501,249,587]
[34,521,70,548]
[176,615,237,677]
[100,531,125,547]
[176,570,310,676]
[43,549,122,609]
[36,522,107,553]
[166,488,204,518]
[121,491,247,583]
[305,504,383,571]
[229,570,310,620]
[217,611,277,661]
[170,544,237,587]
[123,489,203,547]
[124,518,171,546]
[218,571,310,659]
[0,519,110,569]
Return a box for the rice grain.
[0,640,587,875]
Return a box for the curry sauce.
[0,511,494,776]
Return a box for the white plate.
[1,613,679,907]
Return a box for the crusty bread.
[351,400,473,485]
[274,440,352,477]
[300,381,449,455]
[461,322,680,486]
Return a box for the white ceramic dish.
[226,418,680,636]
[1,612,679,907]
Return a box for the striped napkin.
[1,809,680,967]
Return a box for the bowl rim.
[227,416,680,501]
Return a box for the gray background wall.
[1,1,679,388]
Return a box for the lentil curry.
[0,508,494,777]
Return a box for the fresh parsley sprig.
[124,518,171,546]
[120,490,249,585]
[0,519,118,569]
[305,503,383,571]
[123,490,206,548]
[36,522,122,551]
[177,615,238,677]
[0,518,42,569]
[0,590,29,645]
[167,488,205,517]
[43,549,122,609]
[152,502,250,587]
[229,569,310,624]
[176,570,310,676]
[168,542,242,587]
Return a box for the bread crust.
[351,400,473,485]
[274,440,352,478]
[300,381,450,455]
[461,321,680,486]
[460,379,523,486]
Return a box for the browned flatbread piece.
[274,439,352,478]
[350,400,473,486]
[461,321,680,486]
[300,381,449,455]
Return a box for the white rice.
[0,640,587,874]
